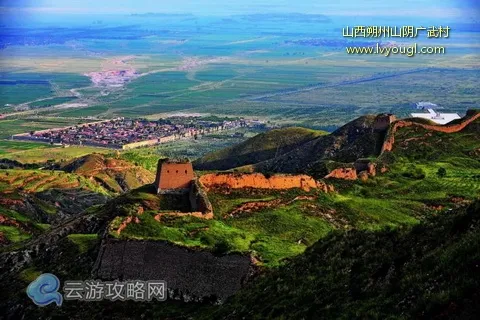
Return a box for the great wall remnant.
[153,159,213,219]
[155,160,195,192]
[381,110,480,153]
[325,167,358,180]
[325,110,479,181]
[98,161,337,303]
[324,158,379,181]
[199,172,334,193]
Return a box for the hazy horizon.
[0,0,479,21]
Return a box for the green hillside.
[193,127,326,170]
[60,153,155,193]
[0,169,110,246]
[248,112,480,180]
[0,154,155,248]
[205,200,480,320]
[248,115,385,176]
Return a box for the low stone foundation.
[93,239,253,302]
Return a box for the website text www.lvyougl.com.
[346,43,445,57]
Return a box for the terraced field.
[0,169,109,194]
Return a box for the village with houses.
[11,116,267,150]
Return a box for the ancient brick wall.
[122,139,160,150]
[381,111,480,153]
[199,173,331,192]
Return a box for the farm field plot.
[0,140,54,156]
[0,118,88,139]
[28,96,78,108]
[190,68,480,128]
[2,145,110,164]
[0,72,91,108]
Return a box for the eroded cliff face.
[381,112,480,153]
[199,173,333,193]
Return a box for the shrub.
[213,239,232,254]
[200,234,215,246]
[436,167,447,178]
[402,165,426,180]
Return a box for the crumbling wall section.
[190,179,213,214]
[199,173,327,192]
[324,167,358,180]
[381,111,480,153]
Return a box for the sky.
[0,0,479,21]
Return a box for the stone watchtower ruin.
[154,159,195,193]
[153,159,213,218]
[374,114,396,131]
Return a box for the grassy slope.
[0,152,157,247]
[251,115,385,176]
[374,116,480,202]
[2,144,110,163]
[1,114,479,319]
[205,200,480,320]
[193,127,326,170]
[0,169,110,248]
[4,202,479,320]
[111,185,424,267]
[0,169,109,194]
[60,153,155,193]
